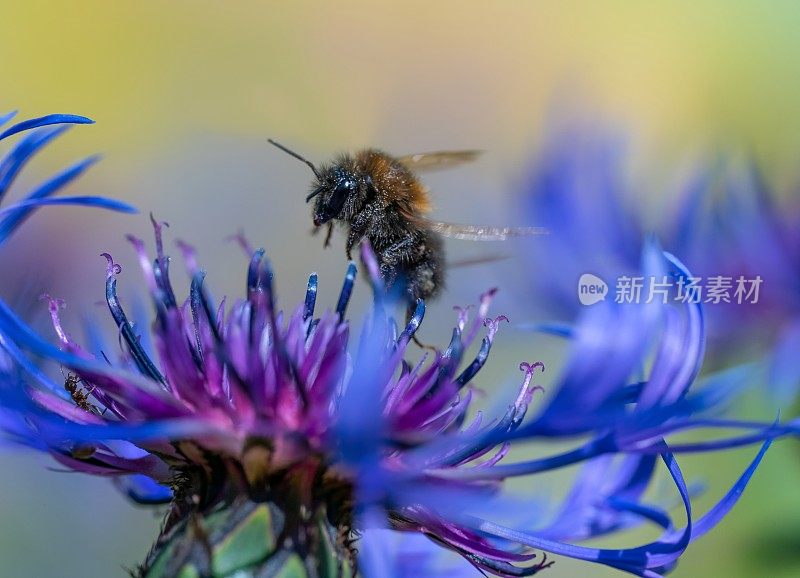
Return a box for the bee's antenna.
[268,139,321,179]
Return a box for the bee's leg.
[347,212,373,259]
[379,237,416,287]
[311,223,335,249]
[346,229,366,260]
[412,334,437,351]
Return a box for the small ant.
[62,369,105,416]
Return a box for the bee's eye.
[334,178,356,196]
[325,179,352,215]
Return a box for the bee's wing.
[428,221,549,241]
[396,150,483,172]
[448,253,511,268]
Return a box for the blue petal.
[0,114,93,142]
[769,321,800,407]
[470,447,693,575]
[687,440,770,540]
[637,251,706,408]
[519,122,643,316]
[540,454,659,541]
[0,111,18,128]
[0,156,102,240]
[114,474,173,505]
[669,164,715,256]
[0,298,167,399]
[0,196,136,217]
[526,322,573,338]
[607,496,672,530]
[357,510,395,578]
[0,329,63,394]
[0,125,70,201]
[336,313,394,471]
[527,301,656,435]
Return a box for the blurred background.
[1,1,800,576]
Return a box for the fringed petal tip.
[519,361,545,376]
[175,239,199,274]
[485,315,510,338]
[516,362,546,406]
[39,293,65,312]
[225,228,255,257]
[479,287,499,308]
[149,212,170,232]
[100,252,123,278]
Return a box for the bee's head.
[308,166,357,226]
[267,140,362,227]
